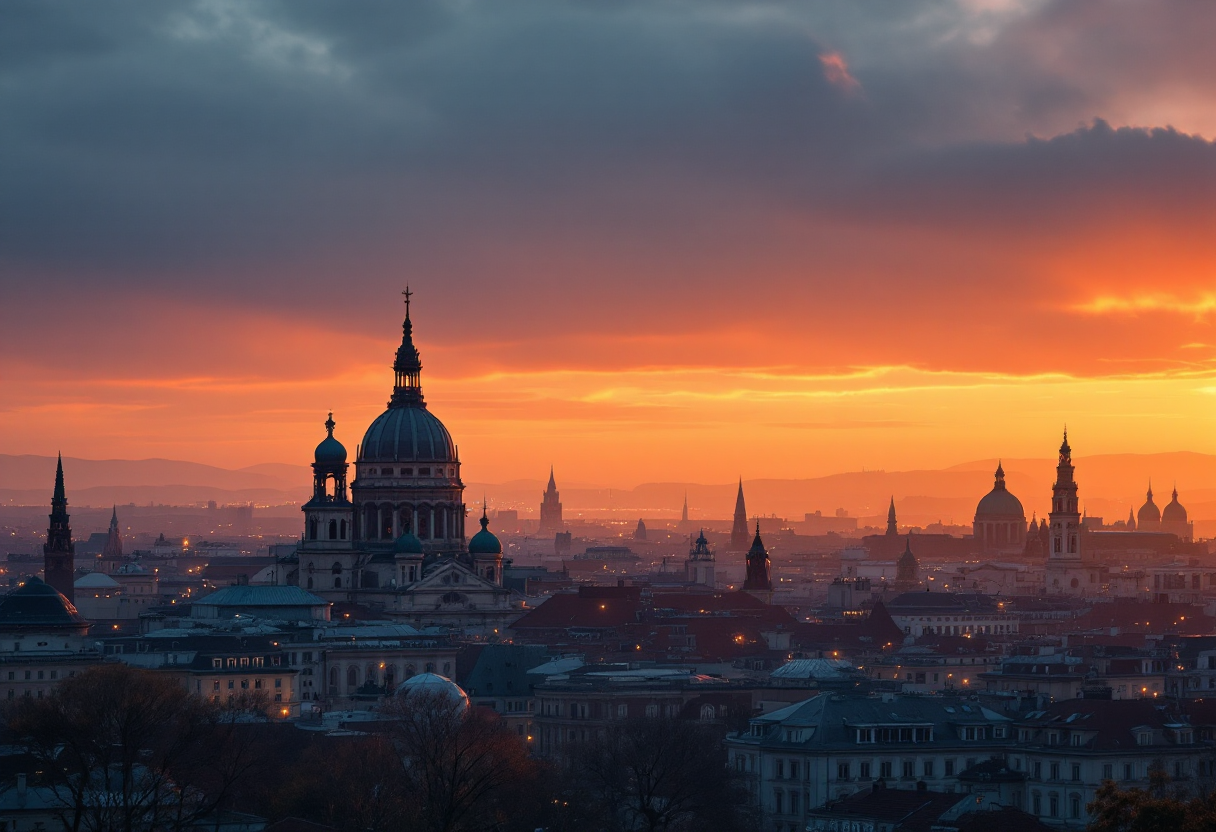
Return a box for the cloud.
[818,51,861,94]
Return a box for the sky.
[2,0,1216,487]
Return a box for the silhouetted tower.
[102,505,123,561]
[885,498,898,536]
[1048,429,1080,560]
[730,479,749,550]
[743,522,771,592]
[896,535,919,586]
[43,454,75,602]
[677,493,692,532]
[634,519,647,540]
[539,467,563,533]
[1126,507,1136,532]
[685,529,715,586]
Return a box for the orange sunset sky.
[3,2,1216,487]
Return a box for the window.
[945,760,955,777]
[902,761,914,778]
[1103,764,1113,780]
[1049,793,1059,818]
[617,704,628,718]
[789,791,799,814]
[212,658,222,668]
[275,678,282,688]
[1033,761,1041,780]
[1071,764,1080,781]
[1070,795,1081,819]
[1124,763,1133,781]
[227,680,234,689]
[1032,792,1042,815]
[1175,761,1185,779]
[1050,763,1059,781]
[773,790,783,814]
[923,761,934,777]
[213,681,220,692]
[789,761,799,780]
[859,762,871,780]
[1137,731,1152,746]
[880,761,893,778]
[254,679,262,689]
[837,762,850,781]
[775,760,784,779]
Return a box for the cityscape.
[3,4,1215,832]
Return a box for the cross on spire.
[401,285,412,319]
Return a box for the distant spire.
[547,466,557,491]
[730,480,749,549]
[1146,480,1153,501]
[886,497,898,536]
[1127,506,1136,531]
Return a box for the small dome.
[1138,486,1160,525]
[975,463,1025,519]
[394,528,424,555]
[469,512,501,556]
[0,577,88,632]
[74,572,120,589]
[1163,488,1187,523]
[314,413,347,465]
[396,672,469,710]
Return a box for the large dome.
[360,405,456,463]
[975,463,1024,519]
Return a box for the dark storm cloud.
[1,0,1213,311]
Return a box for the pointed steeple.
[730,479,749,550]
[103,504,123,560]
[885,497,898,536]
[390,286,425,407]
[681,493,689,523]
[744,521,771,592]
[547,466,557,492]
[1126,506,1136,531]
[44,455,75,602]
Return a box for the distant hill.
[2,452,1213,529]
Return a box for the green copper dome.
[468,512,501,555]
[394,528,424,555]
[314,413,347,464]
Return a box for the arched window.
[381,505,393,540]
[645,704,658,718]
[334,577,342,588]
[485,567,495,582]
[308,518,317,540]
[329,667,338,689]
[364,505,377,539]
[332,562,342,574]
[425,662,435,673]
[404,664,415,679]
[339,519,347,539]
[306,577,313,589]
[699,704,715,721]
[328,520,338,540]
[367,665,378,686]
[347,667,357,688]
[385,665,396,687]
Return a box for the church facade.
[291,292,514,635]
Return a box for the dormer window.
[1137,731,1152,746]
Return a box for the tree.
[1087,769,1216,832]
[573,717,752,832]
[8,664,269,832]
[381,692,544,832]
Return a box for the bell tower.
[301,415,354,551]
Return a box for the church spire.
[743,521,771,592]
[44,454,75,602]
[886,497,898,536]
[730,479,749,550]
[390,286,425,407]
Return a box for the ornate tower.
[685,529,715,586]
[539,468,563,533]
[743,522,771,592]
[352,289,465,552]
[885,497,898,536]
[301,413,355,590]
[730,479,749,550]
[468,508,504,586]
[44,454,75,602]
[1048,430,1080,560]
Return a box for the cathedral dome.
[468,512,502,556]
[975,463,1024,519]
[1137,486,1160,526]
[396,672,469,710]
[1163,488,1187,523]
[360,405,456,464]
[314,413,347,464]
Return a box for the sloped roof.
[194,585,328,607]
